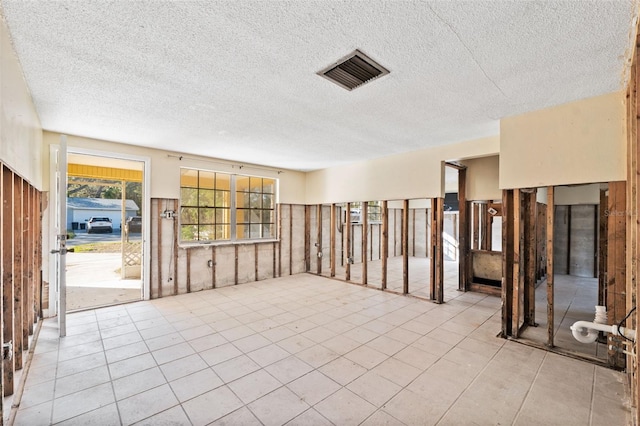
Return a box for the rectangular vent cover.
[318,50,389,91]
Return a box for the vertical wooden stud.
[430,198,444,303]
[317,205,322,275]
[362,202,368,285]
[289,205,293,275]
[186,249,191,293]
[472,203,480,250]
[502,190,514,337]
[211,246,216,289]
[277,204,282,277]
[607,181,627,369]
[255,244,259,281]
[512,189,524,337]
[173,200,179,295]
[157,199,163,298]
[304,206,310,272]
[402,200,409,295]
[330,204,336,277]
[346,202,351,281]
[598,189,608,307]
[567,205,572,275]
[234,245,239,285]
[458,167,469,292]
[13,174,23,370]
[547,186,555,347]
[272,241,277,279]
[525,191,537,327]
[2,166,14,396]
[382,201,388,290]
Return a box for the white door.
[51,135,68,337]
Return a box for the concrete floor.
[66,253,141,311]
[11,273,630,425]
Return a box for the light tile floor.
[521,274,609,360]
[13,274,630,425]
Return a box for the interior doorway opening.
[64,153,146,312]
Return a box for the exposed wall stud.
[2,166,14,396]
[362,202,368,285]
[382,201,388,290]
[402,200,409,295]
[346,202,352,281]
[547,186,555,347]
[330,204,336,277]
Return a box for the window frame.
[179,167,278,244]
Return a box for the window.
[348,201,382,223]
[180,168,276,242]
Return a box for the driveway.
[67,229,141,247]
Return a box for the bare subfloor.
[13,274,629,425]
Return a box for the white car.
[86,217,113,234]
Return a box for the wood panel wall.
[149,200,306,298]
[0,163,42,403]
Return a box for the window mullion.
[230,175,237,241]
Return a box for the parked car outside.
[126,216,142,233]
[86,217,113,234]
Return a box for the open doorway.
[63,153,146,311]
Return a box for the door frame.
[48,145,151,319]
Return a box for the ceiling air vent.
[318,50,389,91]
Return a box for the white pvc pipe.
[570,320,635,344]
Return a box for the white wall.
[462,155,501,201]
[305,135,500,204]
[0,18,43,188]
[500,92,626,189]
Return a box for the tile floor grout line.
[98,308,124,426]
[510,350,548,425]
[432,322,509,425]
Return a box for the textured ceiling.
[1,1,638,171]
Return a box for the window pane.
[237,208,248,224]
[215,208,229,224]
[199,189,215,207]
[181,207,198,224]
[215,173,230,190]
[215,190,230,207]
[249,194,262,209]
[250,177,262,193]
[250,209,261,223]
[262,210,273,224]
[263,224,274,238]
[250,224,261,238]
[263,178,275,194]
[236,192,250,209]
[197,225,214,240]
[216,224,230,240]
[237,176,250,192]
[199,208,214,224]
[180,169,198,188]
[237,224,247,239]
[181,225,198,241]
[262,194,273,209]
[181,188,198,206]
[199,171,215,189]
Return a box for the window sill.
[179,239,280,249]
